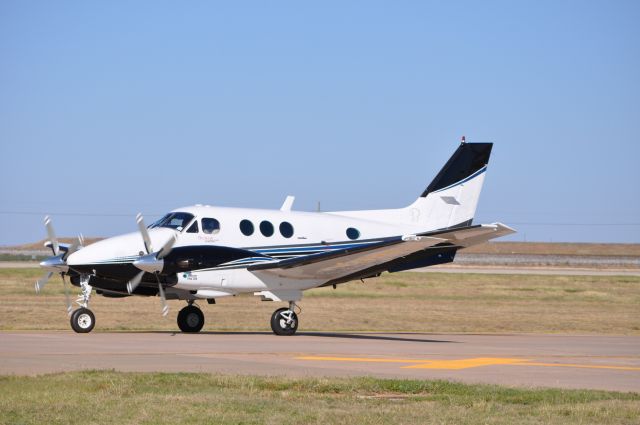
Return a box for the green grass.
[0,371,638,425]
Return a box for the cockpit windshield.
[149,212,195,232]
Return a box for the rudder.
[409,142,493,230]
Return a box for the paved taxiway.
[1,332,638,392]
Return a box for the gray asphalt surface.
[1,331,638,392]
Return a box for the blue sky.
[1,1,639,245]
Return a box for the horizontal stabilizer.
[418,222,515,247]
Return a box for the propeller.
[156,274,170,317]
[63,233,84,261]
[136,213,153,254]
[61,274,73,315]
[44,216,59,255]
[127,213,177,316]
[35,272,54,294]
[35,216,83,316]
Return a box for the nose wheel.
[70,307,95,333]
[177,305,205,333]
[270,304,299,336]
[70,275,95,333]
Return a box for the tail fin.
[328,141,493,232]
[409,142,492,230]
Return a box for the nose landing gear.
[270,301,299,336]
[70,307,95,333]
[70,275,95,333]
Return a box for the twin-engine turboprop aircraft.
[37,141,514,334]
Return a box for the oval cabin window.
[279,221,294,238]
[346,227,360,240]
[240,219,254,236]
[260,221,274,237]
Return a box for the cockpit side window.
[186,220,199,233]
[202,218,220,234]
[149,212,195,232]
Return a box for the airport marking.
[295,356,640,371]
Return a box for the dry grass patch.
[0,268,638,334]
[464,241,640,257]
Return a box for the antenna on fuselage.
[316,201,321,212]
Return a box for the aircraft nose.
[65,233,145,280]
[66,241,100,266]
[66,228,177,267]
[66,234,135,266]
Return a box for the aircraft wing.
[248,222,514,282]
[248,235,446,281]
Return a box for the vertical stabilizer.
[328,141,493,232]
[409,142,492,230]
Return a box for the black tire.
[177,305,205,333]
[70,308,95,333]
[270,307,298,336]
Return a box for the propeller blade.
[157,233,178,260]
[35,272,54,293]
[61,274,73,316]
[63,234,83,261]
[158,282,169,317]
[136,213,153,254]
[44,216,59,255]
[153,273,169,316]
[126,270,145,294]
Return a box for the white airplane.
[36,141,514,334]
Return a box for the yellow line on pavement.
[295,356,640,371]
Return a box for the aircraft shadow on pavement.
[149,330,457,344]
[297,332,457,344]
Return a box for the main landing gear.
[177,302,205,333]
[270,302,299,336]
[172,301,300,335]
[70,275,96,333]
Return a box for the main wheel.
[270,307,298,336]
[70,307,95,333]
[177,305,205,333]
